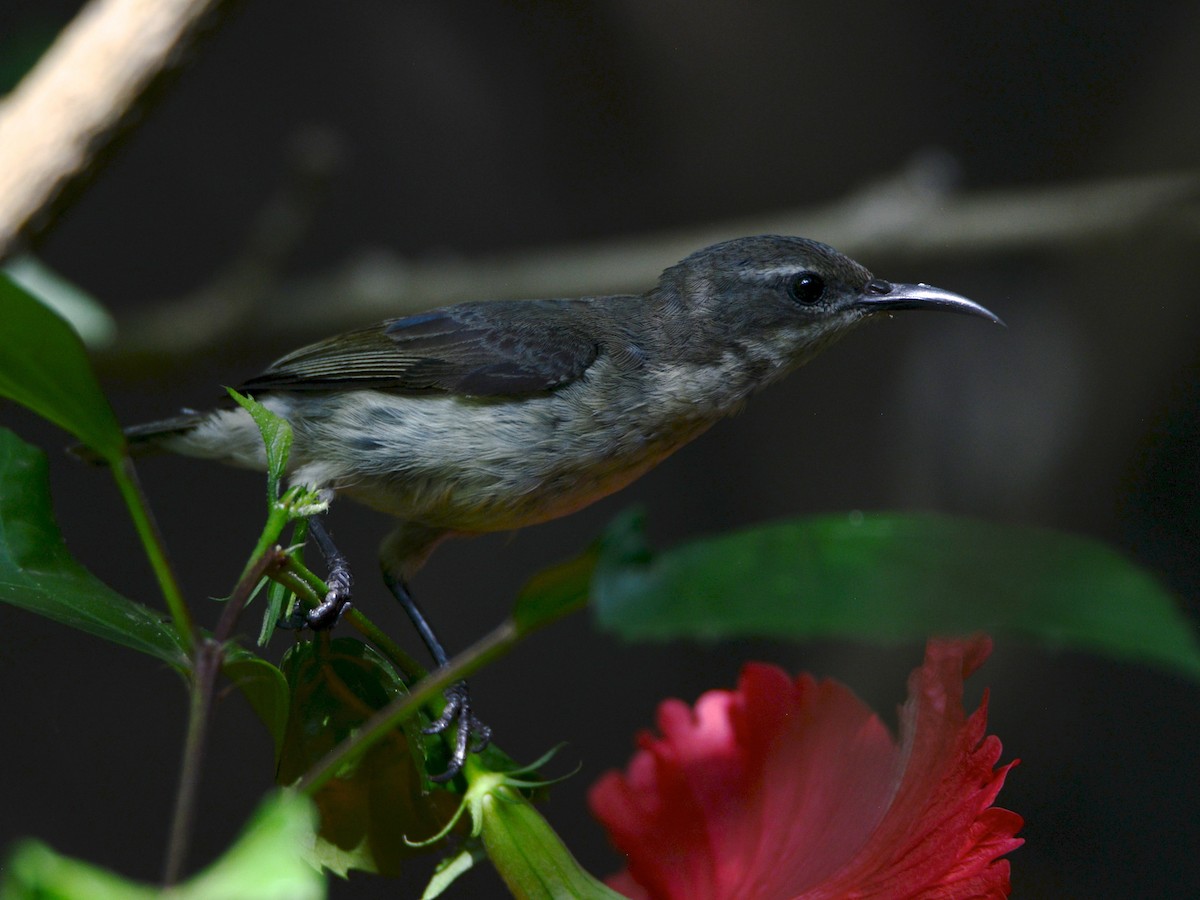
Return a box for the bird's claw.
[279,567,352,630]
[305,587,353,630]
[423,681,492,782]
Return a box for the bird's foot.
[280,562,353,630]
[423,681,492,783]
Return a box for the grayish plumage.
[144,234,999,577]
[126,233,1000,779]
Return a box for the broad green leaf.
[3,256,116,348]
[512,543,596,634]
[478,786,623,900]
[277,639,463,877]
[1,792,323,900]
[0,273,124,462]
[223,651,290,763]
[178,791,324,900]
[0,842,158,900]
[593,509,1200,681]
[227,388,292,502]
[0,428,186,667]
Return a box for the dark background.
[2,2,1199,897]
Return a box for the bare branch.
[0,0,229,260]
[106,160,1200,370]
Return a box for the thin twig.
[161,546,284,885]
[162,640,219,886]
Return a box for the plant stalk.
[273,555,427,681]
[162,640,219,885]
[296,617,520,796]
[161,548,282,884]
[111,456,195,650]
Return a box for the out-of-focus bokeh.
[2,1,1198,896]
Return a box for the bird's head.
[652,234,1000,376]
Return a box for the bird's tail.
[70,412,207,465]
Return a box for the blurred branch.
[106,157,1200,371]
[0,0,231,261]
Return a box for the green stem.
[270,567,321,605]
[240,502,293,582]
[280,554,324,587]
[111,456,194,651]
[295,617,520,796]
[345,608,425,682]
[273,556,426,681]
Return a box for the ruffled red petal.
[589,637,1022,900]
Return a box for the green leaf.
[177,791,325,900]
[3,256,117,348]
[593,509,1200,681]
[1,792,323,900]
[0,842,159,900]
[0,428,187,667]
[478,786,623,900]
[223,651,290,763]
[227,388,292,502]
[422,847,483,899]
[0,273,124,462]
[512,543,596,635]
[277,639,463,877]
[226,389,304,641]
[258,578,290,646]
[258,519,309,646]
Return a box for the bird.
[119,234,1001,778]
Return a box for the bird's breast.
[283,356,734,531]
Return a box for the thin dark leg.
[382,572,449,666]
[288,516,353,629]
[383,572,491,782]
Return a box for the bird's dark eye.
[788,272,825,305]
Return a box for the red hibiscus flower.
[589,637,1022,899]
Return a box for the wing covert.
[240,300,599,396]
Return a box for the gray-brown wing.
[240,299,600,396]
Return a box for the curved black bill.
[855,281,1004,326]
